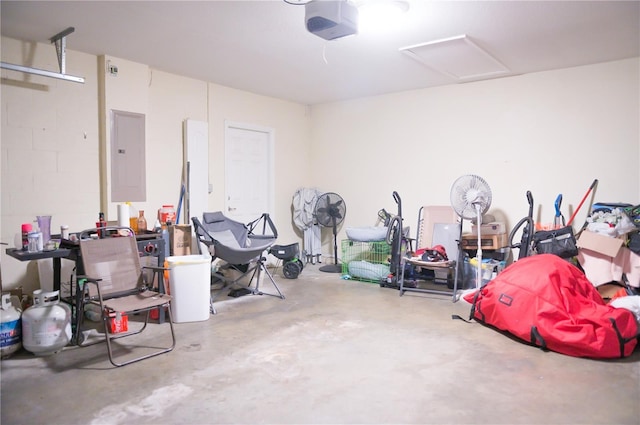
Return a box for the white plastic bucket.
[166,255,211,323]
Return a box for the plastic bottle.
[60,225,70,240]
[128,202,138,234]
[137,210,148,234]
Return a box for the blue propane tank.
[1,293,22,359]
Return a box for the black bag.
[533,226,578,258]
[628,231,640,255]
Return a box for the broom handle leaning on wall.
[566,179,598,227]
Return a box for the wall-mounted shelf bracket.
[1,26,85,84]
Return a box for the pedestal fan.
[314,192,346,273]
[450,175,492,288]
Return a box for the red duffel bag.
[463,254,638,358]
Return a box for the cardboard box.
[596,283,627,301]
[169,224,192,256]
[577,230,623,258]
[461,233,508,250]
[471,222,506,235]
[577,245,640,287]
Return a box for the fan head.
[450,175,492,220]
[314,192,346,228]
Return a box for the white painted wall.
[99,57,210,224]
[310,58,640,252]
[1,34,638,292]
[207,83,313,242]
[0,36,312,292]
[145,69,208,224]
[99,55,149,218]
[1,37,100,291]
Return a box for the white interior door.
[224,121,274,224]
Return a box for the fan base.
[319,264,342,273]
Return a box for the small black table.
[6,247,76,292]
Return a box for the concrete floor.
[2,263,639,425]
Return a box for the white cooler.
[166,255,211,323]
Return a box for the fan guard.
[315,192,346,227]
[450,174,492,289]
[314,192,347,273]
[450,174,492,220]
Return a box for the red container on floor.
[108,312,128,334]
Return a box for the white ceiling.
[1,1,639,105]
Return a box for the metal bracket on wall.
[1,26,85,84]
